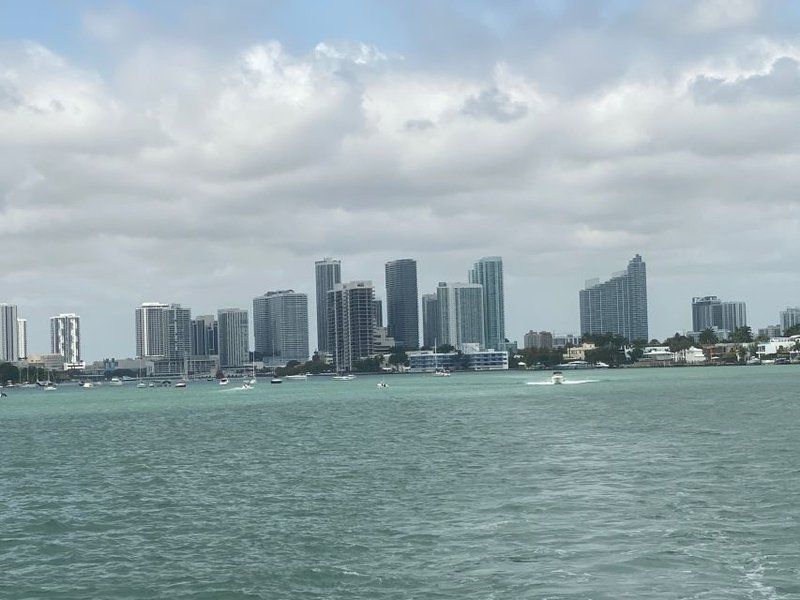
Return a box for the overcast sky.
[2,0,800,360]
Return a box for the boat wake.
[526,380,599,386]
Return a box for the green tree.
[387,351,408,367]
[730,326,753,343]
[698,328,719,346]
[785,324,800,336]
[665,332,693,352]
[0,362,20,385]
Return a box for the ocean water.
[1,367,799,599]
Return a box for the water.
[2,368,799,599]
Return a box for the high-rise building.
[50,313,82,367]
[328,281,375,372]
[218,308,249,368]
[779,307,800,334]
[0,304,19,362]
[135,302,192,360]
[374,299,384,328]
[17,318,27,360]
[191,315,218,356]
[436,282,485,349]
[524,330,553,350]
[253,290,309,366]
[315,258,342,353]
[579,254,648,342]
[385,259,419,350]
[692,296,746,333]
[469,256,505,350]
[421,293,439,348]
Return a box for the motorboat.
[377,381,388,388]
[432,368,450,377]
[551,371,564,385]
[43,382,57,391]
[285,374,308,381]
[174,381,187,388]
[218,377,229,386]
[79,381,95,388]
[270,376,283,384]
[332,374,356,381]
[109,377,123,386]
[136,381,147,388]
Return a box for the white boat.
[80,381,95,388]
[218,377,229,386]
[285,374,308,381]
[174,381,187,389]
[43,383,57,391]
[432,368,450,377]
[109,377,123,386]
[377,381,388,388]
[136,381,147,388]
[551,371,564,385]
[332,374,356,381]
[270,376,283,384]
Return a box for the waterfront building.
[253,290,309,367]
[779,307,800,334]
[469,257,505,351]
[407,345,508,372]
[579,254,648,342]
[50,313,83,368]
[0,304,19,362]
[385,259,419,350]
[135,302,192,360]
[217,308,249,368]
[523,330,553,350]
[759,324,783,339]
[436,282,485,349]
[17,318,27,360]
[327,281,375,373]
[552,333,581,349]
[373,326,396,355]
[191,315,218,357]
[315,258,342,353]
[421,293,439,348]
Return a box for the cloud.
[2,1,800,357]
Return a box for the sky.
[2,0,800,360]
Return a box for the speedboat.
[432,368,450,377]
[218,377,229,386]
[270,376,283,384]
[109,377,123,386]
[80,381,95,388]
[377,381,388,388]
[136,381,147,388]
[174,381,187,388]
[551,371,564,385]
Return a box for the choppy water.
[2,367,799,599]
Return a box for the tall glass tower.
[217,308,249,368]
[469,257,505,350]
[315,258,341,353]
[385,259,419,350]
[253,290,309,366]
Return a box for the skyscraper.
[579,254,648,342]
[720,301,747,332]
[315,258,341,353]
[469,257,505,350]
[780,307,800,334]
[135,302,192,359]
[191,315,218,356]
[436,282,485,349]
[0,304,19,362]
[50,313,82,367]
[218,308,249,368]
[328,281,375,372]
[385,259,419,349]
[17,318,27,360]
[421,293,439,348]
[253,290,309,366]
[692,296,746,333]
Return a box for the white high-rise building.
[218,308,249,368]
[436,282,485,349]
[253,290,309,366]
[0,304,19,363]
[17,318,27,360]
[328,281,375,372]
[50,313,83,368]
[315,258,342,353]
[780,307,800,334]
[135,302,192,360]
[469,257,505,350]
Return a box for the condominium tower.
[780,307,800,334]
[315,258,341,353]
[436,282,485,349]
[421,293,439,348]
[692,296,747,332]
[579,254,649,342]
[191,315,218,357]
[218,308,249,368]
[328,281,375,373]
[50,313,82,367]
[253,290,309,366]
[469,256,505,350]
[385,259,419,350]
[135,302,192,359]
[0,304,19,362]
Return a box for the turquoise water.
[2,368,799,599]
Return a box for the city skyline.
[3,2,800,358]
